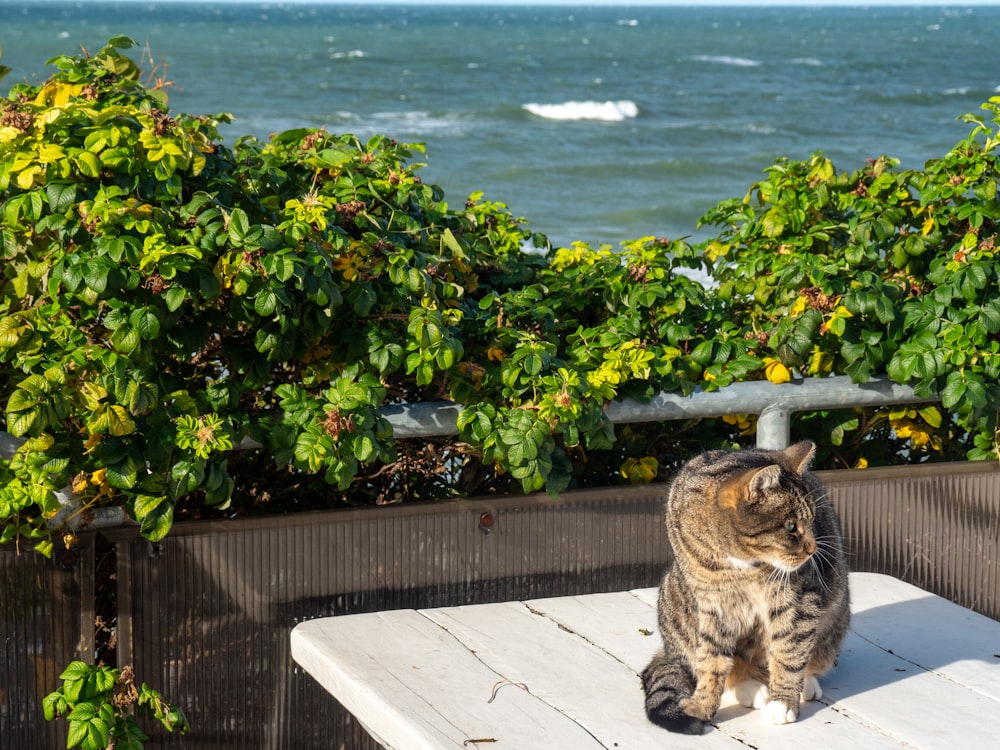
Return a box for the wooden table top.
[291,572,1000,749]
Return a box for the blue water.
[2,2,999,248]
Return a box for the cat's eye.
[784,520,798,533]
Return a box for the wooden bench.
[290,573,1000,749]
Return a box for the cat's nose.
[803,538,817,555]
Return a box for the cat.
[641,440,849,734]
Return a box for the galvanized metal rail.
[382,375,937,450]
[2,375,938,531]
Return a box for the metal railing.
[2,374,939,531]
[383,374,936,450]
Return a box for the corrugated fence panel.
[0,535,93,747]
[820,461,1000,621]
[109,485,668,749]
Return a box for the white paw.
[761,700,797,725]
[801,675,823,702]
[732,679,770,709]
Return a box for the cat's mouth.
[770,554,812,573]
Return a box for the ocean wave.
[791,57,823,67]
[693,55,761,68]
[522,100,639,122]
[328,110,473,137]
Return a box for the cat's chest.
[717,581,789,634]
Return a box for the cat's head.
[716,441,820,573]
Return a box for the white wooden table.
[291,573,1000,749]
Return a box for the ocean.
[2,2,999,249]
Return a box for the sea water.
[2,2,999,249]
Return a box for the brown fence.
[0,534,94,749]
[2,460,999,748]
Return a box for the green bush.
[700,102,1000,463]
[42,661,188,750]
[0,38,550,553]
[2,39,999,560]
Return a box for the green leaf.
[130,307,161,340]
[59,661,92,682]
[254,289,278,317]
[690,340,716,367]
[46,181,78,213]
[106,455,139,489]
[164,285,187,312]
[441,227,464,255]
[981,301,1000,334]
[316,147,353,166]
[73,150,102,178]
[228,207,250,244]
[941,372,966,410]
[66,717,91,749]
[134,495,174,541]
[83,260,112,294]
[355,434,376,462]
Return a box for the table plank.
[422,600,736,749]
[291,608,608,749]
[847,572,1000,701]
[523,590,905,750]
[816,572,1000,750]
[292,573,1000,750]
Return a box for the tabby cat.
[641,441,849,734]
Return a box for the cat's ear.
[748,464,782,497]
[781,440,816,475]
[718,465,781,509]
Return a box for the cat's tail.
[641,648,705,735]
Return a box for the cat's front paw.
[801,675,823,702]
[678,696,716,722]
[731,678,769,709]
[761,700,798,725]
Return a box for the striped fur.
[642,441,849,734]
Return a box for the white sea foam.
[791,58,823,67]
[522,100,639,122]
[330,110,471,137]
[943,87,970,95]
[693,55,761,68]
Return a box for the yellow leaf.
[72,473,90,494]
[763,358,791,384]
[807,347,834,376]
[621,456,658,485]
[34,82,84,108]
[36,143,66,164]
[705,240,730,263]
[854,457,869,469]
[790,295,809,316]
[921,217,935,236]
[808,156,835,182]
[16,164,42,189]
[0,126,23,143]
[107,405,136,436]
[918,405,942,429]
